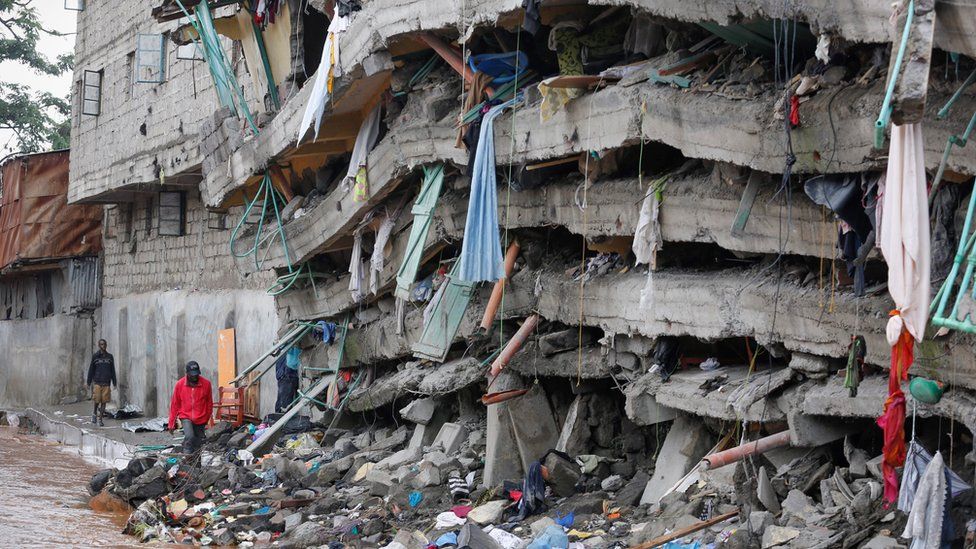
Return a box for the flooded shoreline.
[0,426,139,548]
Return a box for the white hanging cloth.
[297,15,349,142]
[880,123,930,345]
[344,102,383,191]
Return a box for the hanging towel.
[878,122,930,504]
[634,183,662,310]
[901,451,947,549]
[297,15,349,141]
[457,97,521,282]
[369,213,396,295]
[348,226,366,302]
[345,102,383,196]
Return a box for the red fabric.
[876,321,914,505]
[452,505,472,518]
[168,376,214,430]
[789,95,801,128]
[508,489,523,502]
[876,388,906,504]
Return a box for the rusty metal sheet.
[0,150,102,271]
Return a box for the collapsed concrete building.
[30,0,976,545]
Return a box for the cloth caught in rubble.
[839,225,866,297]
[878,122,930,504]
[633,182,663,309]
[522,0,541,35]
[369,212,396,295]
[335,0,362,17]
[349,225,367,302]
[344,102,383,198]
[623,13,664,58]
[253,0,280,27]
[457,97,522,283]
[517,461,547,520]
[538,78,583,122]
[548,22,586,75]
[930,184,963,282]
[901,450,948,549]
[297,15,349,141]
[460,94,498,174]
[316,321,337,344]
[844,335,866,397]
[898,440,971,514]
[652,336,681,382]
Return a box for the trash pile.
[83,378,974,549]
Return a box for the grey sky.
[1,2,78,154]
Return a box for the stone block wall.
[101,192,275,299]
[67,1,259,202]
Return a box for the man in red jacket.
[167,361,213,454]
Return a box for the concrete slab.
[639,414,716,505]
[507,383,561,471]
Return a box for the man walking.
[86,339,116,426]
[167,361,213,454]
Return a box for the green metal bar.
[232,322,313,385]
[928,107,976,204]
[937,68,976,119]
[874,0,915,148]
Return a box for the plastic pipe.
[480,240,521,330]
[700,430,792,471]
[489,313,539,377]
[420,33,494,95]
[874,0,915,148]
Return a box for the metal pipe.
[420,33,494,95]
[230,323,311,385]
[700,430,792,471]
[937,68,976,119]
[489,313,539,377]
[480,240,521,330]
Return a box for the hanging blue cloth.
[316,321,337,344]
[285,347,301,369]
[457,96,521,283]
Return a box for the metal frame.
[135,33,167,84]
[158,191,186,236]
[81,69,102,116]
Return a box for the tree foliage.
[0,0,73,153]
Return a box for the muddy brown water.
[0,426,140,548]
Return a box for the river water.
[0,425,139,548]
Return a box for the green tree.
[0,0,73,153]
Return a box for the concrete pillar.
[640,414,716,505]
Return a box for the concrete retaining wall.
[99,290,282,418]
[24,408,133,469]
[0,315,93,408]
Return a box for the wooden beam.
[629,511,739,549]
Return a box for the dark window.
[158,191,186,236]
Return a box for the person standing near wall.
[167,361,213,454]
[86,339,117,427]
[274,346,301,413]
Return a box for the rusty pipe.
[419,33,494,95]
[700,430,792,471]
[489,313,539,377]
[480,240,521,330]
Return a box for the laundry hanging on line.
[345,102,383,200]
[297,15,349,141]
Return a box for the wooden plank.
[544,75,620,89]
[217,328,237,387]
[629,511,738,549]
[729,171,762,238]
[245,373,335,454]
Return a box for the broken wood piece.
[729,171,762,237]
[489,313,540,377]
[524,155,582,171]
[481,389,528,405]
[648,69,690,88]
[543,75,620,89]
[480,240,521,330]
[629,510,739,549]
